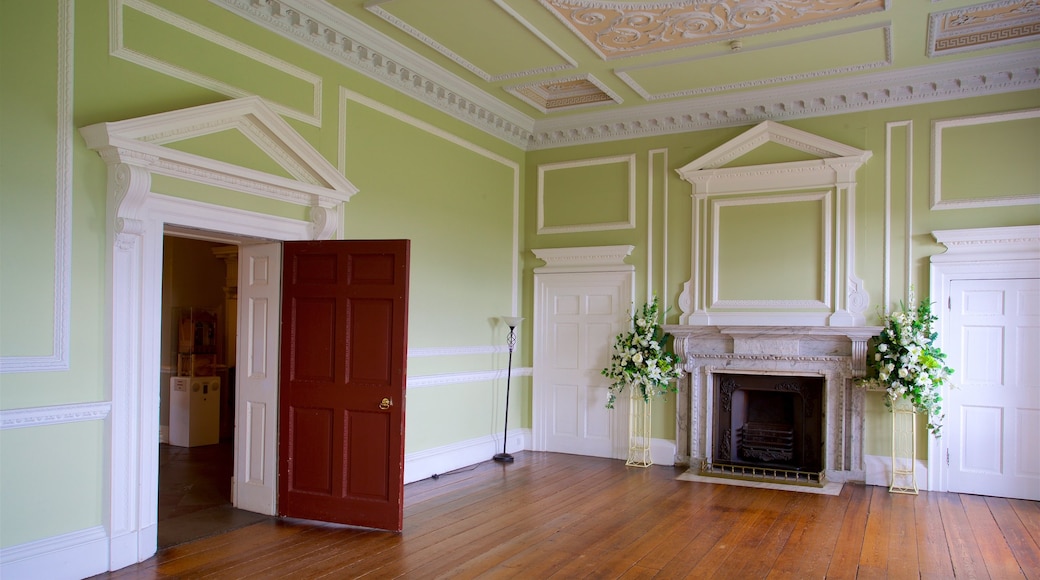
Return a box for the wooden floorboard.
[91,451,1039,579]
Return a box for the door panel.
[534,272,633,459]
[235,243,281,515]
[279,240,409,531]
[946,278,1040,500]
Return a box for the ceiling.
[214,0,1040,149]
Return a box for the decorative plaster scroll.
[539,0,887,59]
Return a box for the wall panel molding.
[537,154,636,234]
[338,87,522,315]
[0,0,73,374]
[111,0,322,126]
[931,107,1040,210]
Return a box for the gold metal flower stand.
[626,388,652,467]
[889,396,918,494]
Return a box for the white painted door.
[534,272,632,459]
[234,243,282,514]
[945,278,1040,500]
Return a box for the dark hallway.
[158,441,271,548]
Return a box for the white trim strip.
[408,346,506,357]
[407,367,532,389]
[1,402,112,430]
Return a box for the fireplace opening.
[708,373,824,483]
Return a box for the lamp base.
[492,452,514,463]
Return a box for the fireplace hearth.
[710,373,824,484]
[666,325,879,486]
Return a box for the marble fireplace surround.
[666,325,880,483]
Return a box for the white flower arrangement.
[602,296,684,409]
[860,292,954,437]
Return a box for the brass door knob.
[379,397,393,410]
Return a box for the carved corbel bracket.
[309,205,340,240]
[102,152,156,235]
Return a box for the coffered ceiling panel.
[363,0,575,81]
[618,24,890,99]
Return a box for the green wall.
[1,0,1037,552]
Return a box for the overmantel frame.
[675,120,873,327]
[79,96,358,570]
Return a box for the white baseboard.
[864,454,929,490]
[404,428,530,484]
[0,526,109,580]
[650,438,676,466]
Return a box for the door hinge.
[946,448,950,466]
[948,296,952,310]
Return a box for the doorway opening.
[157,231,271,547]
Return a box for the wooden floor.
[96,451,1039,579]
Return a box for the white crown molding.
[211,1,1038,151]
[528,49,1040,150]
[210,0,534,149]
[0,0,73,374]
[1,402,112,430]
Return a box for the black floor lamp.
[493,316,523,463]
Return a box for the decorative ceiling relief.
[539,0,888,59]
[928,0,1040,56]
[506,75,622,113]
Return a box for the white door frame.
[81,97,353,569]
[531,245,635,458]
[928,225,1040,492]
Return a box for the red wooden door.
[278,239,409,531]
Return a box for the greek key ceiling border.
[927,0,1040,57]
[538,0,888,60]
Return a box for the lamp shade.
[501,316,524,328]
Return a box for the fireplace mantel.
[666,324,880,483]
